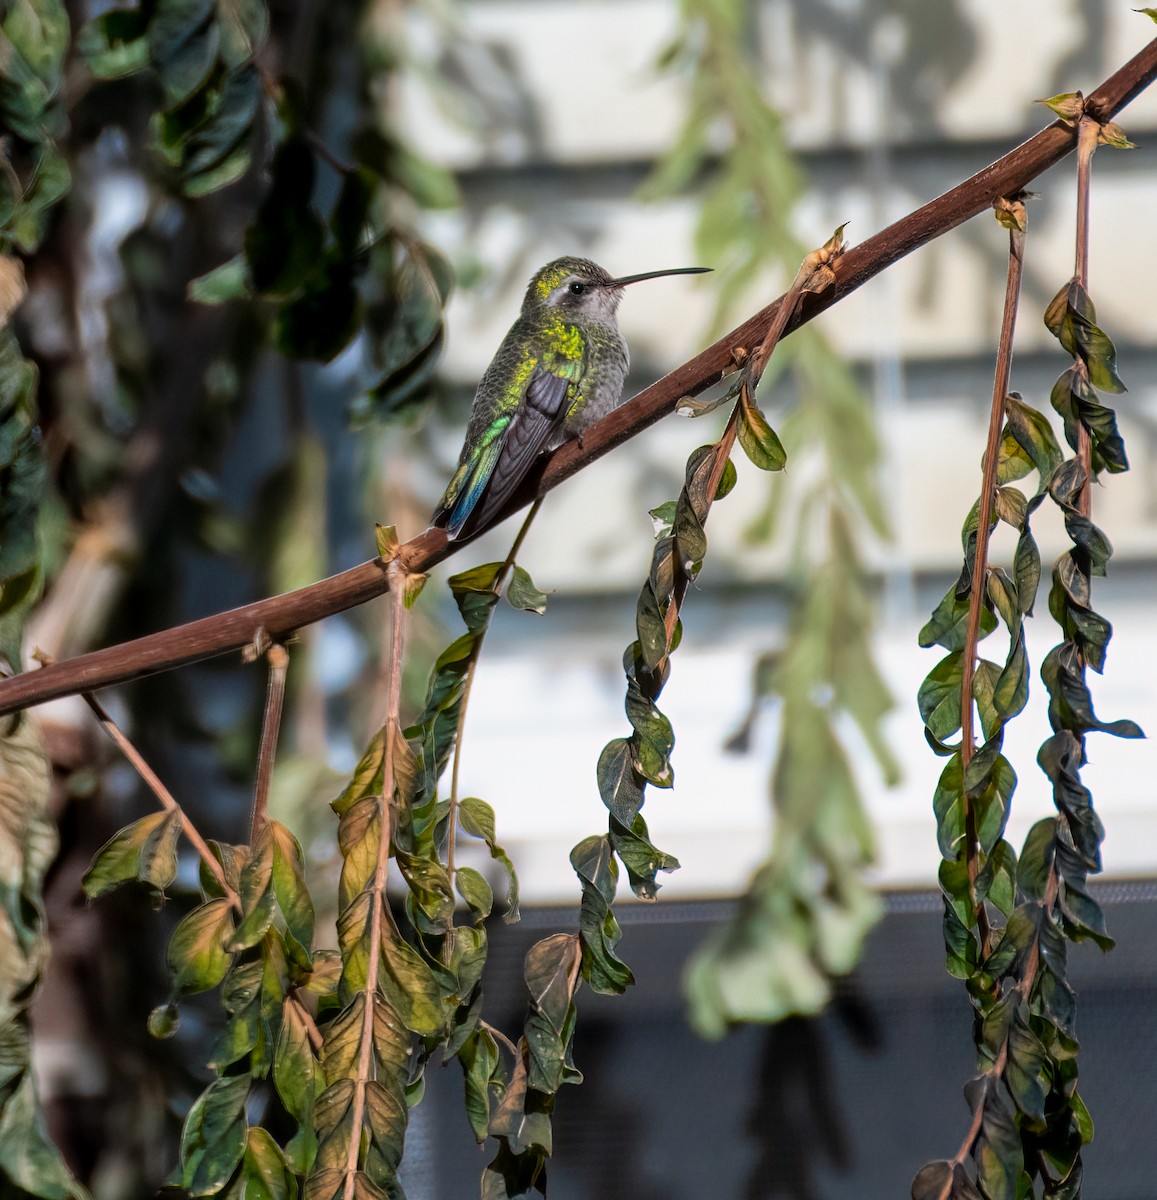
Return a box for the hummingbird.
[430,257,710,539]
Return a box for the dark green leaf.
[148,0,219,107]
[188,254,250,304]
[918,651,964,742]
[458,796,520,922]
[76,8,150,78]
[454,866,494,921]
[274,999,320,1127]
[179,1073,248,1195]
[596,737,645,825]
[457,1027,499,1143]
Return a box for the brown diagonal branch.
[2,36,1155,719]
[959,197,1028,961]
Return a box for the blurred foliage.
[3,0,460,1190]
[645,0,898,1029]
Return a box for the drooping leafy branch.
[914,96,1142,1200]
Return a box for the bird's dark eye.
[568,281,586,296]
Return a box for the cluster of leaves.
[79,0,456,406]
[319,543,600,1199]
[78,0,268,197]
[190,120,455,396]
[82,804,335,1197]
[647,0,899,1026]
[0,716,84,1198]
[914,231,1141,1196]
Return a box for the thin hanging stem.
[1073,115,1099,519]
[344,561,406,1200]
[958,198,1027,960]
[250,642,290,842]
[77,688,239,910]
[445,498,543,883]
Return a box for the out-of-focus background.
[8,1,1157,1197]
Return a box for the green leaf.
[715,456,738,499]
[273,261,360,362]
[242,1127,295,1200]
[1017,819,1057,901]
[0,1067,83,1200]
[918,651,964,742]
[76,7,150,78]
[168,897,235,994]
[571,835,633,994]
[188,254,250,304]
[148,0,219,107]
[81,809,181,899]
[1003,394,1062,494]
[458,797,520,922]
[506,565,548,614]
[217,0,269,66]
[1013,529,1041,617]
[226,888,276,952]
[270,820,315,958]
[609,812,679,900]
[1043,280,1126,394]
[932,752,965,859]
[454,866,494,921]
[737,385,787,471]
[596,737,645,825]
[378,926,446,1037]
[179,1073,249,1196]
[523,933,582,1094]
[274,1003,321,1132]
[457,1027,499,1143]
[1005,1013,1050,1124]
[920,586,995,652]
[148,1001,180,1038]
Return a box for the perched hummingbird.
[430,257,710,539]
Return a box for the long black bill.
[609,266,712,287]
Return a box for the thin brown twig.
[656,259,821,674]
[342,560,406,1200]
[250,641,290,842]
[78,690,239,909]
[1073,115,1100,520]
[445,498,543,884]
[958,198,1027,960]
[2,36,1156,718]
